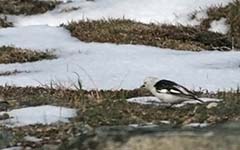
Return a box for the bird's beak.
[140,84,145,88]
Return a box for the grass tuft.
[65,19,231,51]
[0,70,31,76]
[0,0,60,15]
[0,85,240,148]
[0,85,240,127]
[198,0,240,49]
[0,16,13,28]
[0,46,56,64]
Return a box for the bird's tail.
[197,98,204,103]
[197,97,223,103]
[194,96,204,103]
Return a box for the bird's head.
[141,76,159,90]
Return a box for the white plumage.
[142,77,203,104]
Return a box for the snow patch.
[8,0,232,26]
[1,147,23,150]
[209,18,229,34]
[127,96,162,105]
[0,105,77,127]
[129,123,159,128]
[184,123,209,128]
[127,96,222,107]
[0,26,240,91]
[24,135,42,143]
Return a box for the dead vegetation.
[0,85,240,127]
[65,19,231,51]
[65,1,240,50]
[0,85,240,148]
[195,0,240,48]
[0,70,31,76]
[0,0,60,15]
[0,16,13,28]
[0,46,56,64]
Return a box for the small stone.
[206,102,218,109]
[160,120,171,124]
[42,144,58,150]
[25,146,32,150]
[0,113,9,120]
[24,135,42,143]
[0,101,10,111]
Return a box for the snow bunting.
[141,77,203,104]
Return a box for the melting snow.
[209,18,230,34]
[8,0,232,26]
[0,0,238,91]
[127,96,222,107]
[184,123,209,128]
[1,147,23,150]
[0,105,77,127]
[0,26,240,91]
[24,135,42,143]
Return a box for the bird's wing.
[154,80,179,90]
[154,80,198,99]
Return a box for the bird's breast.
[155,92,186,103]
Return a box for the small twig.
[116,70,130,90]
[73,72,82,90]
[76,65,100,100]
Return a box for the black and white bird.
[141,77,203,104]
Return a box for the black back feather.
[154,80,200,100]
